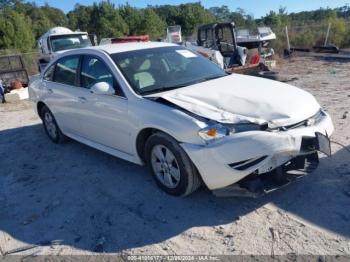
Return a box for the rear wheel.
[41,106,67,143]
[145,132,201,197]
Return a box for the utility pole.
[285,26,290,52]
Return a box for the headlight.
[198,122,266,142]
[198,123,229,141]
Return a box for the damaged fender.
[181,112,334,190]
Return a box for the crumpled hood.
[158,74,321,127]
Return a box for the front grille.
[275,109,325,131]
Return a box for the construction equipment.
[196,22,248,68]
[185,22,278,79]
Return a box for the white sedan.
[29,42,334,197]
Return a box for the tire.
[145,132,201,197]
[40,105,67,143]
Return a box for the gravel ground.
[0,57,349,257]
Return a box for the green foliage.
[0,1,350,52]
[119,5,166,39]
[208,5,231,22]
[0,8,34,52]
[176,3,215,35]
[67,4,93,32]
[154,4,181,26]
[119,4,142,36]
[89,1,129,40]
[290,31,315,48]
[327,17,348,46]
[138,8,166,39]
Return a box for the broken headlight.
[198,123,229,141]
[198,122,266,142]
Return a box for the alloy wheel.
[151,145,181,188]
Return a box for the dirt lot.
[0,57,350,257]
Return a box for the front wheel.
[145,132,201,197]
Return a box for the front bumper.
[181,112,334,191]
[213,152,319,197]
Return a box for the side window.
[81,56,113,88]
[43,63,55,81]
[53,56,79,86]
[81,55,124,96]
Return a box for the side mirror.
[90,82,114,95]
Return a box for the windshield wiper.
[141,85,187,96]
[141,74,227,96]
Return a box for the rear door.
[43,55,85,135]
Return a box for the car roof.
[90,42,178,54]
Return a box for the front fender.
[128,99,207,163]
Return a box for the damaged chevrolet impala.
[29,42,334,197]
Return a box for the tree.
[327,17,348,47]
[89,1,129,40]
[67,4,93,32]
[138,8,166,39]
[119,4,142,35]
[0,9,34,51]
[41,4,67,27]
[209,5,231,22]
[154,5,181,26]
[178,3,215,35]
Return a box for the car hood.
[156,74,321,128]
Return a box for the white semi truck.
[37,27,94,71]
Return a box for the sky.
[34,0,350,18]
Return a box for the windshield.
[110,46,227,95]
[50,34,92,52]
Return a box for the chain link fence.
[269,21,350,54]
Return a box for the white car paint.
[158,73,321,128]
[29,42,334,191]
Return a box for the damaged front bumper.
[213,152,319,197]
[181,111,334,196]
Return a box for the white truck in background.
[37,27,95,71]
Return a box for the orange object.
[111,35,150,44]
[206,128,217,137]
[197,51,209,58]
[11,81,23,89]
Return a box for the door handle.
[78,96,87,103]
[47,88,53,94]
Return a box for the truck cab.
[38,27,93,71]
